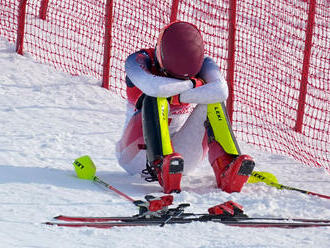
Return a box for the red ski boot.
[147,153,184,194]
[208,141,255,193]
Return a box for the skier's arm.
[179,57,228,104]
[125,51,194,98]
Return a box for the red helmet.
[156,21,204,79]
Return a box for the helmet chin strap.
[154,47,171,77]
[154,47,164,71]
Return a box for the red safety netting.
[0,0,18,43]
[0,0,329,170]
[230,0,329,169]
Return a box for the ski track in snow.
[0,37,329,247]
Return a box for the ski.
[47,198,330,229]
[44,219,330,229]
[54,215,134,222]
[54,214,330,224]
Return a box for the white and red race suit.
[116,48,229,175]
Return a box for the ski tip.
[53,215,62,220]
[43,222,56,226]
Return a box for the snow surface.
[0,37,329,247]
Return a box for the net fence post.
[226,0,237,123]
[294,0,316,133]
[170,0,180,22]
[16,0,28,55]
[102,0,114,89]
[39,0,49,20]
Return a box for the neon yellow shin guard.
[206,102,240,156]
[156,97,173,156]
[141,96,173,162]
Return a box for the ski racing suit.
[116,48,254,193]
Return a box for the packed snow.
[0,37,329,247]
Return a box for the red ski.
[54,214,330,224]
[45,219,330,229]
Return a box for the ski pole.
[93,176,135,202]
[249,171,330,200]
[73,155,135,202]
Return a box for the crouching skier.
[116,21,255,194]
